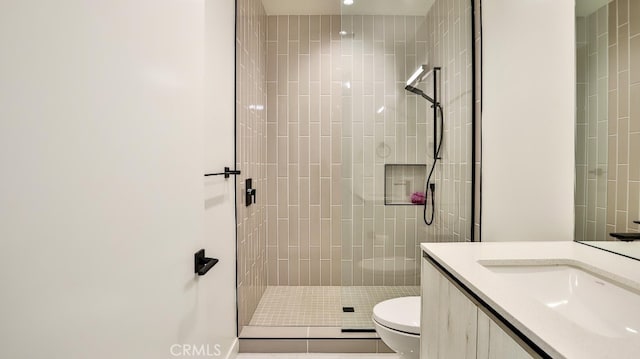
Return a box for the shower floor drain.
[342,306,355,313]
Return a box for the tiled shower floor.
[249,286,420,329]
[249,286,342,327]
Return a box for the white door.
[0,1,237,358]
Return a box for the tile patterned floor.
[250,287,342,326]
[249,286,420,329]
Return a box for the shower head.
[405,84,435,104]
[406,64,431,87]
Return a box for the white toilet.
[372,296,421,359]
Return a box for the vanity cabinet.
[477,311,533,359]
[421,252,538,359]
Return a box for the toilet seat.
[372,296,421,335]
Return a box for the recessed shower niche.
[235,0,479,345]
[384,164,427,205]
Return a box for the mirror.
[574,0,640,259]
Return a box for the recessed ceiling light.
[343,0,354,5]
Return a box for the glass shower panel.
[339,0,474,331]
[574,6,609,242]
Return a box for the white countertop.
[421,241,640,359]
[579,241,640,262]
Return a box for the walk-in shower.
[234,0,477,345]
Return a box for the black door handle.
[194,249,218,276]
[204,167,241,178]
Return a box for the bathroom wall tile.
[631,0,640,35]
[277,56,288,95]
[320,218,331,258]
[598,36,608,78]
[278,136,287,176]
[300,16,310,53]
[617,210,629,232]
[608,45,617,90]
[299,219,310,256]
[331,15,341,41]
[278,259,289,284]
[619,25,629,72]
[236,0,267,331]
[609,2,617,45]
[609,91,618,136]
[310,16,320,41]
[278,16,289,54]
[631,84,640,132]
[289,124,299,164]
[267,43,277,83]
[310,165,320,204]
[629,182,640,229]
[607,180,617,224]
[288,16,299,41]
[309,247,321,285]
[619,0,629,25]
[631,36,640,85]
[299,259,310,285]
[268,16,277,42]
[597,7,607,36]
[618,119,629,164]
[267,246,278,284]
[320,259,331,284]
[630,133,640,181]
[617,165,629,211]
[320,16,331,54]
[619,71,629,118]
[288,247,299,285]
[289,205,300,246]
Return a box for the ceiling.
[261,0,435,16]
[575,0,611,17]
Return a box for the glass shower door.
[339,0,475,331]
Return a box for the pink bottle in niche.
[410,192,425,205]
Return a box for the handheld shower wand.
[405,65,443,226]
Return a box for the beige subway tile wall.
[236,0,268,331]
[608,0,640,235]
[266,15,345,286]
[575,5,609,241]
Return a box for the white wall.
[0,0,237,358]
[481,0,576,242]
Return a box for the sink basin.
[482,263,640,338]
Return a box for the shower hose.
[424,104,444,226]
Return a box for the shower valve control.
[245,178,256,207]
